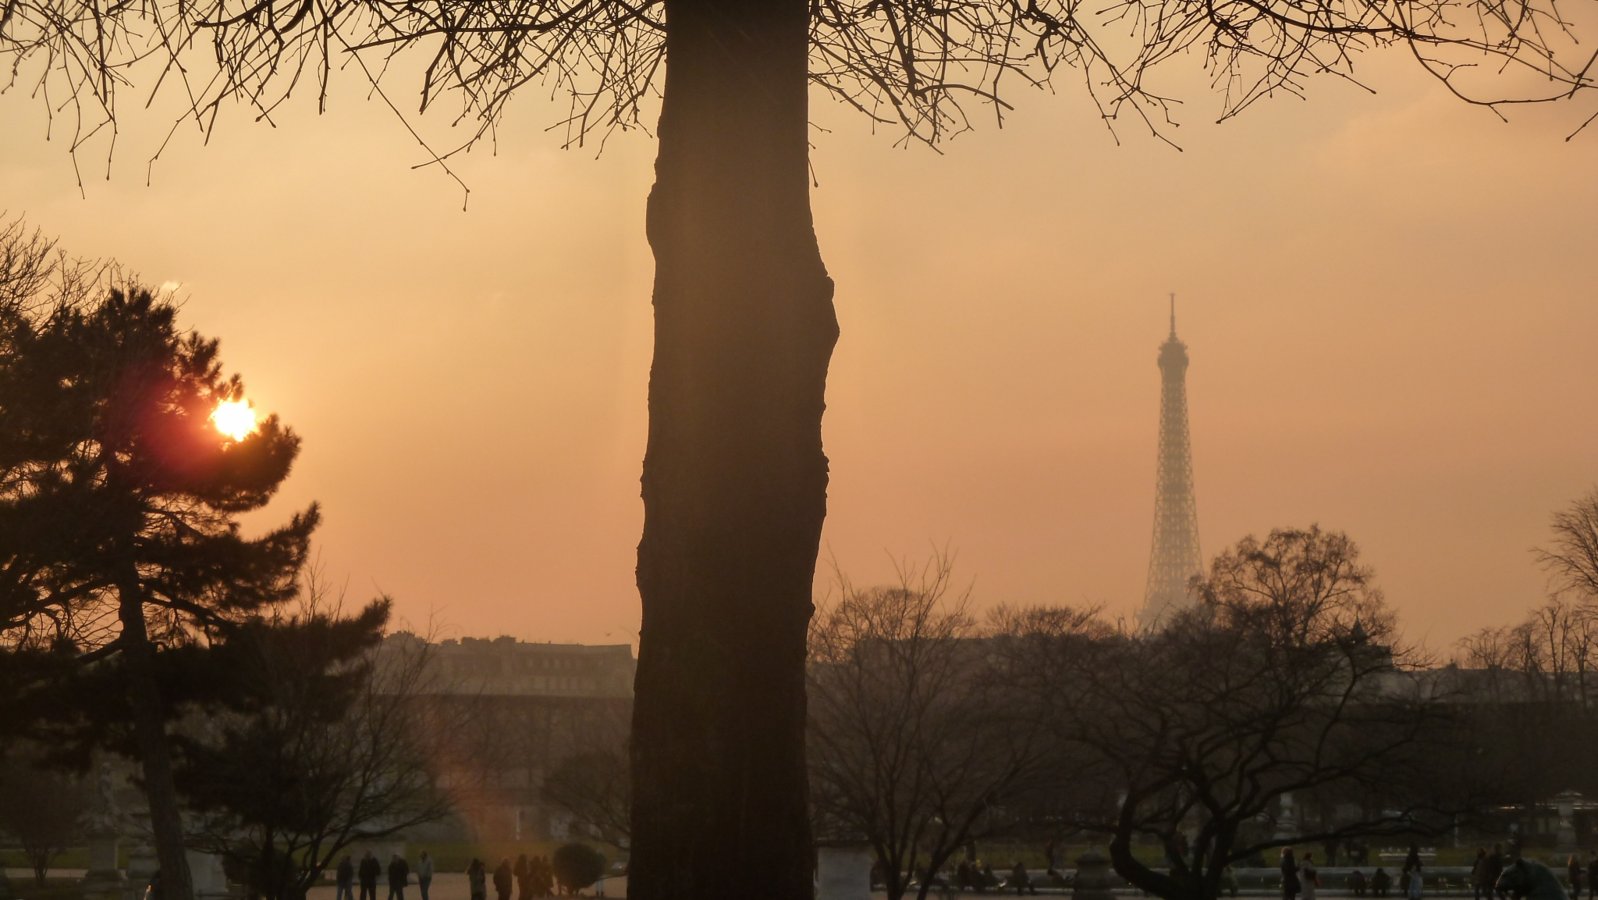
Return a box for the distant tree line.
[806,528,1479,900]
[1446,487,1598,823]
[542,499,1598,900]
[799,492,1598,900]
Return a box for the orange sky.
[2,48,1594,654]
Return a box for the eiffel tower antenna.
[1140,295,1203,630]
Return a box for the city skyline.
[2,51,1593,653]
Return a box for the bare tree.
[1458,597,1598,708]
[1456,623,1532,705]
[1015,527,1463,900]
[1451,590,1598,813]
[1538,488,1598,603]
[178,608,457,900]
[5,5,1594,899]
[542,746,632,851]
[808,557,1050,900]
[0,742,90,884]
[536,695,634,850]
[1529,598,1598,707]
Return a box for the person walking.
[1568,854,1584,900]
[1011,862,1036,896]
[1371,868,1391,898]
[1282,849,1302,900]
[1403,856,1423,900]
[1471,849,1489,900]
[336,856,356,900]
[493,859,514,900]
[468,859,487,900]
[1302,853,1319,900]
[537,857,554,898]
[1485,845,1506,900]
[416,852,434,900]
[359,852,382,900]
[387,854,410,900]
[515,854,533,900]
[1586,852,1598,900]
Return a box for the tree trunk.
[118,585,196,900]
[628,0,836,893]
[1111,823,1194,900]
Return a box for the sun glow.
[210,399,259,442]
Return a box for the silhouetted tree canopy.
[1007,527,1466,900]
[0,284,313,655]
[2,0,1592,161]
[1452,513,1598,819]
[551,843,607,894]
[177,601,455,900]
[0,743,90,884]
[1538,487,1598,603]
[0,226,318,900]
[808,557,1053,900]
[542,749,633,852]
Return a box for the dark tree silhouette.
[551,843,608,895]
[177,600,456,900]
[807,559,1052,900]
[0,272,315,900]
[1011,528,1465,900]
[4,5,1593,899]
[1451,595,1598,815]
[542,748,633,852]
[1538,487,1598,604]
[0,217,111,646]
[0,743,90,884]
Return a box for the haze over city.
[2,49,1594,651]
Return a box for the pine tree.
[1,283,316,900]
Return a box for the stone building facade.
[381,634,635,842]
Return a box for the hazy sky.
[3,47,1594,653]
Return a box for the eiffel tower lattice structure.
[1140,295,1204,630]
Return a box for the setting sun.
[210,399,258,442]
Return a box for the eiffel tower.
[1139,295,1203,630]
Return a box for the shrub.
[551,843,606,894]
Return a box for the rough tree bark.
[629,0,836,894]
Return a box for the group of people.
[336,851,436,900]
[336,850,585,900]
[1346,865,1396,896]
[950,859,1040,895]
[1283,845,1427,900]
[467,853,566,900]
[1467,844,1515,900]
[1560,849,1598,899]
[1280,848,1324,900]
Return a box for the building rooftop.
[379,632,636,699]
